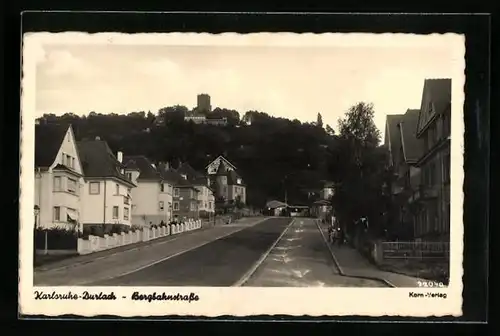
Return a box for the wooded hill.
[37,102,394,236]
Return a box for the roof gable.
[399,109,423,163]
[384,114,404,166]
[123,156,162,181]
[205,155,237,171]
[35,123,69,168]
[77,140,135,187]
[416,78,452,135]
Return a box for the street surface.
[243,218,386,287]
[93,217,291,286]
[34,217,269,286]
[34,216,388,287]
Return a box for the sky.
[31,33,459,140]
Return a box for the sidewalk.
[329,245,427,287]
[318,222,426,287]
[35,217,261,273]
[34,216,269,285]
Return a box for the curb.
[314,220,396,288]
[232,218,295,287]
[35,225,212,273]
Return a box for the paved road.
[91,217,292,286]
[34,217,270,286]
[243,218,387,287]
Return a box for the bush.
[35,227,78,250]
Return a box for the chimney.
[117,151,123,163]
[95,136,101,140]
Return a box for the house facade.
[384,109,423,239]
[411,78,451,242]
[176,163,215,216]
[160,167,199,221]
[207,155,246,204]
[77,138,136,231]
[123,156,173,227]
[310,181,335,220]
[34,124,85,230]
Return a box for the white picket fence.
[77,219,202,255]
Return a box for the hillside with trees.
[37,103,392,236]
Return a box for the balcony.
[408,184,438,203]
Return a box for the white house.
[176,162,215,215]
[122,156,174,227]
[77,138,136,231]
[34,123,85,230]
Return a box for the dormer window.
[237,178,242,184]
[181,174,187,180]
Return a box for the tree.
[316,113,323,128]
[325,124,335,136]
[40,106,343,209]
[330,102,387,240]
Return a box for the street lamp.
[34,205,40,228]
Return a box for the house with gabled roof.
[384,109,424,239]
[122,156,173,227]
[77,137,136,231]
[176,162,215,216]
[35,123,85,230]
[157,163,200,221]
[410,78,451,241]
[212,159,246,205]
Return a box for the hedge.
[35,227,78,250]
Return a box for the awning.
[67,213,77,223]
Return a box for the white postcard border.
[20,32,465,317]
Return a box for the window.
[209,202,212,209]
[124,207,129,220]
[67,178,77,193]
[126,172,132,180]
[221,176,227,184]
[160,183,165,192]
[53,176,62,191]
[167,184,172,194]
[89,182,100,194]
[204,202,207,209]
[71,157,75,169]
[190,202,196,211]
[159,201,164,211]
[173,202,179,211]
[53,206,61,221]
[174,188,180,197]
[127,188,131,195]
[112,206,119,219]
[223,186,227,193]
[115,184,120,195]
[65,154,71,167]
